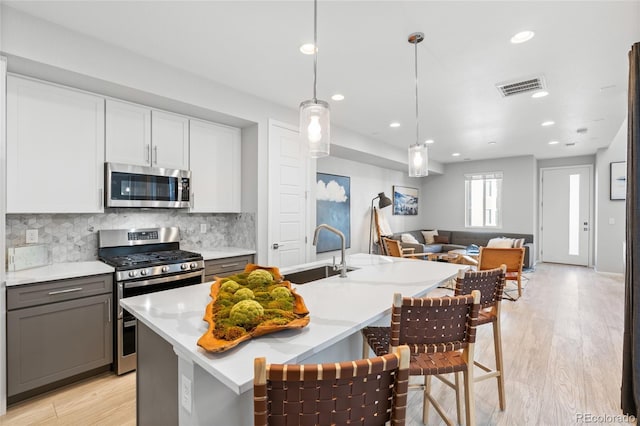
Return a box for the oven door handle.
[122,269,204,289]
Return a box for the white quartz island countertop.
[121,253,466,396]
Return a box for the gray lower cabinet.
[204,254,254,281]
[7,274,113,399]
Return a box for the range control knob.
[190,262,198,269]
[128,271,137,278]
[181,263,188,270]
[140,269,148,276]
[162,266,170,273]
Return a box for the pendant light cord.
[414,37,420,146]
[313,0,318,103]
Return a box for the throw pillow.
[433,235,450,244]
[421,230,438,244]
[513,238,525,248]
[401,233,419,244]
[487,237,514,248]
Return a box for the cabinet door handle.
[106,298,111,323]
[98,188,103,209]
[146,144,151,164]
[221,263,240,268]
[153,146,158,165]
[48,287,83,295]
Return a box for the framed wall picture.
[393,185,418,215]
[610,161,627,200]
[316,173,351,253]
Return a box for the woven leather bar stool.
[361,291,481,426]
[254,345,410,426]
[455,265,507,411]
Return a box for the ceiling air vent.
[496,75,546,97]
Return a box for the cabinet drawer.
[204,255,254,279]
[8,274,113,310]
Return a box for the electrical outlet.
[181,375,192,413]
[26,229,38,244]
[200,224,207,234]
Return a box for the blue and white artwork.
[393,186,418,215]
[316,173,351,253]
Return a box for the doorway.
[540,165,593,266]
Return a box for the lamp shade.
[408,143,429,177]
[378,192,392,209]
[300,99,330,158]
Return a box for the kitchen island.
[120,253,466,425]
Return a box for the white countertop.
[194,247,256,261]
[5,261,115,286]
[4,248,255,286]
[120,253,466,395]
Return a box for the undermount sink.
[284,265,357,284]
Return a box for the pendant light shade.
[407,32,428,177]
[408,142,429,177]
[300,0,330,158]
[300,99,330,158]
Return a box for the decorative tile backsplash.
[6,210,256,263]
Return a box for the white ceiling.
[5,1,640,164]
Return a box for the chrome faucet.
[312,224,347,278]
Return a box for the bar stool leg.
[464,367,476,426]
[423,375,432,424]
[493,319,506,410]
[454,372,463,425]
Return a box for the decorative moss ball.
[234,288,255,301]
[247,269,274,287]
[270,286,292,300]
[229,300,264,326]
[220,280,241,293]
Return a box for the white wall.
[315,156,426,260]
[595,120,627,273]
[422,156,537,234]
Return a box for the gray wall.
[422,156,537,235]
[315,156,426,259]
[595,120,627,273]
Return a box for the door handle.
[272,243,284,250]
[153,146,158,165]
[146,144,151,164]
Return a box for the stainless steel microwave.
[105,162,191,208]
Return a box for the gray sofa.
[388,229,535,268]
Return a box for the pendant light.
[300,0,330,158]
[407,32,428,177]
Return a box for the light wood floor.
[0,262,627,425]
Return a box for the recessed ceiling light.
[331,94,345,101]
[531,90,549,98]
[452,152,461,157]
[425,139,435,144]
[299,43,316,55]
[488,141,497,145]
[389,122,401,128]
[510,30,535,44]
[541,121,555,127]
[548,140,559,145]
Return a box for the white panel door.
[189,119,241,213]
[105,99,151,166]
[7,75,105,213]
[268,122,308,267]
[151,110,189,170]
[541,166,591,266]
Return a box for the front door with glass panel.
[541,166,591,266]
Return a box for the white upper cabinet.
[105,99,151,166]
[105,102,189,170]
[189,119,241,213]
[151,110,189,170]
[7,75,105,213]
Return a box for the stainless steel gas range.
[98,227,204,375]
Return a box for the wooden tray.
[197,264,310,353]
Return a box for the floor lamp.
[368,192,393,254]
